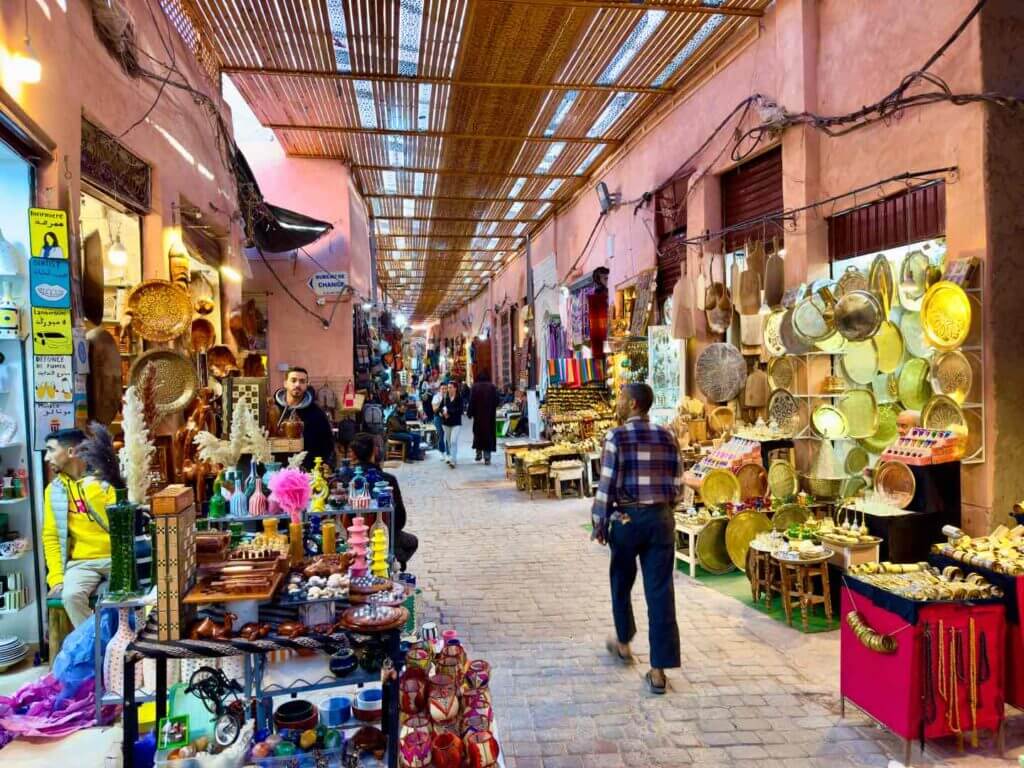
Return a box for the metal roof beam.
[267,124,612,146]
[222,67,668,94]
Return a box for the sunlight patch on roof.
[597,11,666,85]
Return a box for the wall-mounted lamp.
[107,235,128,267]
[596,181,621,214]
[8,1,40,85]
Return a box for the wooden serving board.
[184,562,286,604]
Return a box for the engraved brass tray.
[126,280,192,342]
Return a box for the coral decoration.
[267,467,311,524]
[287,451,308,470]
[78,422,124,489]
[138,363,160,433]
[193,403,272,468]
[119,386,155,504]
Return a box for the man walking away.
[469,371,498,464]
[439,382,464,468]
[591,383,682,694]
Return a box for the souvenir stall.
[78,383,504,768]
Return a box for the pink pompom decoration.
[267,467,312,524]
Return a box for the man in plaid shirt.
[592,382,683,694]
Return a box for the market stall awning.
[161,0,770,319]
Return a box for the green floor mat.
[681,562,837,634]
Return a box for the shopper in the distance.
[592,383,682,695]
[439,380,464,468]
[468,371,498,465]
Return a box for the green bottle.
[107,487,140,599]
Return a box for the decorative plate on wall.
[920,281,971,351]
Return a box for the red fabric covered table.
[841,587,1005,757]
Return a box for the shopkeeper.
[349,433,419,570]
[273,367,336,470]
[41,429,116,628]
[592,383,682,695]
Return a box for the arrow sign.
[307,271,349,296]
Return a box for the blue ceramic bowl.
[318,696,352,727]
[329,648,357,677]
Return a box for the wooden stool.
[549,460,585,499]
[526,463,550,499]
[385,439,407,462]
[747,547,782,609]
[774,554,833,632]
[421,424,438,449]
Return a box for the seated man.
[386,395,423,461]
[349,433,419,570]
[42,429,116,627]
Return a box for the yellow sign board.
[28,207,69,260]
[31,308,72,355]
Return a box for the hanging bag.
[342,379,356,409]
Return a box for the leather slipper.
[605,637,634,666]
[645,671,667,695]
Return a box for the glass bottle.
[107,487,140,598]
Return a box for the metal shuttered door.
[721,146,784,252]
[655,174,689,311]
[827,181,946,260]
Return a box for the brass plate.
[839,389,879,440]
[126,280,193,342]
[736,462,769,499]
[780,307,813,355]
[763,309,787,357]
[129,348,198,416]
[768,460,799,499]
[811,404,848,439]
[874,321,904,374]
[815,330,848,354]
[793,293,834,343]
[875,460,916,509]
[834,290,883,341]
[772,503,810,531]
[708,405,735,435]
[767,356,798,392]
[963,407,982,460]
[695,343,747,403]
[701,469,741,508]
[842,340,878,385]
[695,517,734,575]
[844,445,870,475]
[898,249,930,311]
[859,403,900,455]
[725,510,772,572]
[899,311,934,359]
[836,266,868,297]
[930,350,972,404]
[869,254,896,313]
[921,394,965,431]
[873,372,900,404]
[768,388,806,435]
[898,358,933,411]
[920,281,971,351]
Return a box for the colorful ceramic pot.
[400,731,432,768]
[465,659,490,691]
[406,648,432,673]
[461,690,493,726]
[461,714,491,737]
[435,656,463,688]
[428,679,460,724]
[431,732,463,768]
[400,676,427,716]
[466,730,501,768]
[428,672,455,694]
[440,642,468,675]
[400,714,432,740]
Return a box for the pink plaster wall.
[241,140,371,390]
[442,0,999,522]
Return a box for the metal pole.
[525,235,537,389]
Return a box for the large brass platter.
[768,388,806,435]
[763,309,787,357]
[875,460,916,509]
[898,357,933,411]
[839,389,879,440]
[920,281,971,351]
[126,280,193,342]
[962,407,983,460]
[921,394,966,431]
[772,503,810,531]
[811,404,848,439]
[767,356,798,392]
[815,330,848,354]
[844,445,870,474]
[701,468,741,508]
[899,311,933,359]
[842,340,878,385]
[695,343,747,403]
[898,249,930,311]
[834,290,883,341]
[726,510,772,572]
[869,254,896,313]
[874,321,904,373]
[792,293,834,343]
[129,348,198,416]
[930,350,972,404]
[779,307,813,354]
[736,462,769,499]
[695,517,734,574]
[768,460,799,499]
[836,266,868,297]
[859,402,900,454]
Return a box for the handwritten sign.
[31,308,72,355]
[307,271,349,296]
[28,208,69,260]
[33,402,74,451]
[29,257,71,308]
[33,356,73,402]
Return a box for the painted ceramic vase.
[104,605,142,697]
[406,648,431,675]
[461,690,493,727]
[249,476,268,516]
[428,678,460,724]
[431,732,463,768]
[434,656,462,689]
[400,714,432,740]
[229,475,248,517]
[466,730,501,768]
[399,730,432,768]
[400,676,427,716]
[461,714,491,738]
[439,642,468,677]
[465,659,490,691]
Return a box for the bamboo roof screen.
[163,0,768,319]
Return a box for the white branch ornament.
[119,386,155,504]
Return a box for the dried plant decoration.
[119,386,154,504]
[78,422,124,489]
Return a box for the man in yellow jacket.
[41,429,115,627]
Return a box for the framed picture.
[222,376,268,436]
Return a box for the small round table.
[771,548,835,632]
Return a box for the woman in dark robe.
[468,371,499,464]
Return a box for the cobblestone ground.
[392,426,1018,768]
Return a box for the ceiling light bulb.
[9,43,41,85]
[107,236,128,267]
[220,264,243,283]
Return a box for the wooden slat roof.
[166,0,768,319]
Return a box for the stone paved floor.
[393,426,1019,768]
